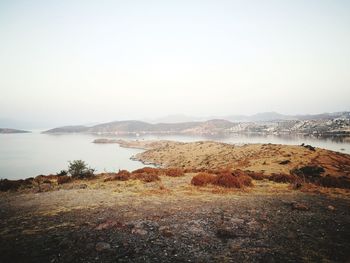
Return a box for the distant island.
[0,128,30,134]
[43,111,350,138]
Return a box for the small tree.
[56,170,68,176]
[68,160,95,179]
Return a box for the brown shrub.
[184,168,204,173]
[104,170,131,182]
[191,172,217,186]
[57,175,71,185]
[269,173,299,183]
[112,170,130,181]
[244,171,266,180]
[131,173,160,183]
[237,174,254,187]
[214,172,242,188]
[132,167,163,175]
[165,168,184,177]
[213,169,253,188]
[45,174,59,180]
[116,170,131,177]
[316,175,350,189]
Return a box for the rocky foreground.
[1,172,350,263]
[1,141,350,262]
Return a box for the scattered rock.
[216,227,242,239]
[185,220,207,236]
[159,226,173,237]
[132,227,148,236]
[327,205,335,211]
[291,202,309,211]
[230,218,245,225]
[279,160,291,165]
[95,242,111,252]
[130,221,156,236]
[95,220,123,230]
[301,143,316,151]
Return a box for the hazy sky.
[0,0,349,125]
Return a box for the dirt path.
[1,175,350,262]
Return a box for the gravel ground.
[0,175,350,263]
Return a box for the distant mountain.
[43,111,350,136]
[0,128,30,134]
[294,112,350,120]
[44,119,234,135]
[152,111,350,123]
[42,125,89,134]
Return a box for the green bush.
[68,160,95,179]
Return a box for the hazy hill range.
[0,128,30,134]
[43,112,350,137]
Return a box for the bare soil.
[1,174,350,263]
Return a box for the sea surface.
[0,131,349,179]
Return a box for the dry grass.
[130,173,160,182]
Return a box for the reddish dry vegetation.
[130,172,160,182]
[191,169,253,188]
[191,172,217,186]
[269,173,299,183]
[104,168,161,183]
[165,168,184,177]
[131,167,163,175]
[57,175,71,185]
[101,167,185,183]
[104,170,131,182]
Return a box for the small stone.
[132,228,148,235]
[95,242,111,252]
[230,218,244,224]
[291,202,309,211]
[159,226,173,237]
[327,205,335,211]
[216,227,237,239]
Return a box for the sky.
[0,0,349,127]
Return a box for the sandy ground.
[1,174,350,263]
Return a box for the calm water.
[0,131,349,179]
